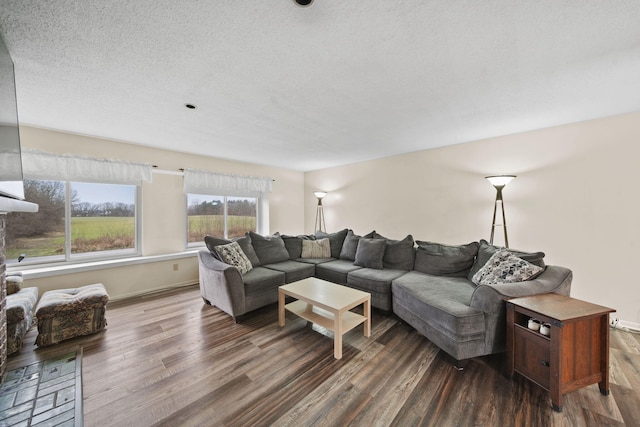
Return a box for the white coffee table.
[278,277,371,359]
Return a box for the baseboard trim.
[109,281,199,303]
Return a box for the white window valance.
[22,150,153,185]
[183,169,272,198]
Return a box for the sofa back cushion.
[249,231,290,265]
[354,238,386,269]
[204,234,261,267]
[381,234,415,270]
[315,228,348,258]
[339,230,360,261]
[467,239,545,281]
[414,241,480,277]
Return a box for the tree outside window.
[5,179,137,264]
[187,194,256,243]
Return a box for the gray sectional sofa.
[198,229,572,366]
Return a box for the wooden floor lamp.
[486,175,516,248]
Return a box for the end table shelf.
[506,293,615,412]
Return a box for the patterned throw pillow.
[472,249,544,286]
[214,241,253,275]
[301,238,331,258]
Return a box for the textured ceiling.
[1,1,639,171]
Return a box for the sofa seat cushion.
[347,268,408,295]
[294,257,335,265]
[242,266,286,294]
[315,259,363,284]
[392,272,485,342]
[262,260,315,283]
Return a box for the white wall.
[305,112,640,325]
[17,126,305,299]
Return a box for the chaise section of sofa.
[392,238,573,367]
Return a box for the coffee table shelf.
[285,300,367,333]
[279,278,371,359]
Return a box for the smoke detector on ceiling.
[293,0,314,7]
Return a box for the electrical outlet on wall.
[610,317,619,328]
[173,263,179,271]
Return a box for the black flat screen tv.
[0,33,25,200]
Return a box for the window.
[6,179,138,264]
[187,193,257,244]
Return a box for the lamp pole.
[314,191,327,233]
[486,176,515,248]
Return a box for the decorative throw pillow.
[414,241,480,277]
[204,234,261,267]
[467,239,545,281]
[301,238,331,258]
[354,238,386,269]
[315,228,348,258]
[248,231,290,265]
[472,249,544,286]
[282,234,315,259]
[214,241,253,275]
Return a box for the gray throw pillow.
[467,239,546,281]
[248,231,290,265]
[354,238,386,269]
[382,234,415,270]
[236,234,261,267]
[315,228,348,258]
[339,230,361,261]
[414,240,480,277]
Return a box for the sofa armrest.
[470,265,572,312]
[468,265,572,355]
[197,249,246,319]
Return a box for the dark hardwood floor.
[7,284,640,426]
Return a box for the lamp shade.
[486,175,516,188]
[314,191,327,199]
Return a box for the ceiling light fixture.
[185,104,196,109]
[293,0,314,7]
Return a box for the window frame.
[5,179,142,267]
[185,193,260,247]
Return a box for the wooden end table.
[506,293,615,412]
[278,278,371,359]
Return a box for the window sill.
[8,250,199,280]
